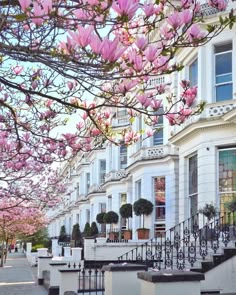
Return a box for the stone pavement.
[0,251,47,295]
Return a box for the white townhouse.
[48,0,236,241]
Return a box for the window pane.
[189,155,198,195]
[100,160,106,170]
[216,74,232,84]
[153,128,163,145]
[120,144,127,169]
[120,193,127,205]
[135,180,142,199]
[219,149,236,192]
[216,84,232,101]
[215,53,232,76]
[154,177,166,221]
[189,59,198,87]
[215,43,232,53]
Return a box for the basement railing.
[118,211,236,270]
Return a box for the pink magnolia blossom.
[146,129,154,137]
[81,112,88,120]
[18,0,31,11]
[91,128,101,136]
[150,99,162,110]
[167,12,183,29]
[76,122,84,130]
[67,81,74,90]
[209,0,227,10]
[135,37,148,50]
[160,26,175,40]
[181,10,193,24]
[86,0,100,5]
[143,3,156,17]
[89,34,103,54]
[117,79,139,94]
[124,130,140,145]
[12,65,23,75]
[187,24,206,42]
[69,26,94,48]
[144,45,159,62]
[100,38,126,62]
[166,113,177,126]
[136,94,152,108]
[181,0,193,8]
[32,2,44,26]
[182,86,197,107]
[179,108,192,122]
[112,0,139,20]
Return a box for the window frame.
[153,176,166,221]
[153,108,164,146]
[99,159,106,184]
[189,57,198,87]
[119,144,128,169]
[218,147,236,212]
[214,42,233,102]
[188,154,198,217]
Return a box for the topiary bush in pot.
[119,203,132,240]
[133,198,153,239]
[103,211,119,240]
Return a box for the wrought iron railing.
[118,211,236,270]
[67,262,105,294]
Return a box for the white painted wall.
[200,256,236,293]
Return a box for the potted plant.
[96,212,106,237]
[103,211,119,240]
[90,222,99,237]
[58,225,67,242]
[133,198,153,239]
[199,203,218,240]
[226,198,236,212]
[83,222,92,237]
[71,223,83,247]
[119,203,132,240]
[199,203,217,223]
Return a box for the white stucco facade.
[47,4,236,242]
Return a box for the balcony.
[112,116,130,127]
[145,75,166,90]
[105,170,128,182]
[173,100,236,136]
[131,145,178,162]
[198,0,229,16]
[88,184,105,194]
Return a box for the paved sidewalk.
[0,252,47,295]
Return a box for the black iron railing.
[67,262,105,294]
[118,211,236,270]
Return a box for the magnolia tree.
[0,137,66,209]
[0,0,234,162]
[0,199,47,266]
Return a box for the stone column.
[58,269,78,295]
[63,247,71,258]
[84,238,95,260]
[71,248,82,261]
[102,264,148,295]
[51,238,58,257]
[37,248,48,257]
[37,256,53,285]
[49,262,67,295]
[138,269,205,295]
[26,242,32,253]
[57,245,62,256]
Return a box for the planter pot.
[123,230,132,240]
[137,228,150,240]
[109,232,119,240]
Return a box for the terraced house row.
[47,0,236,244]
